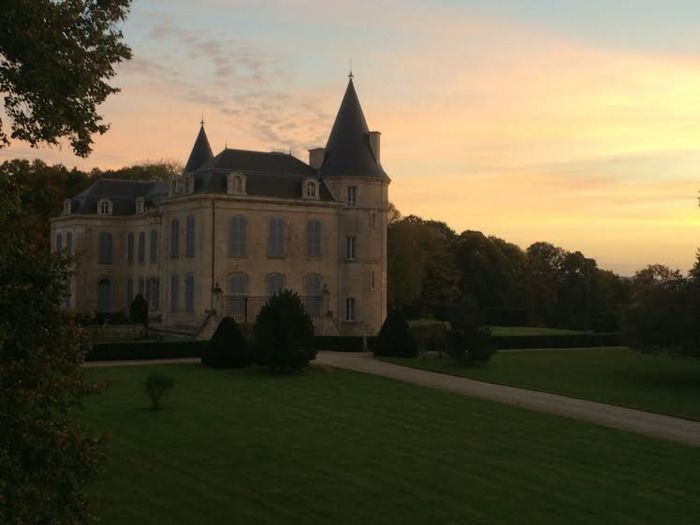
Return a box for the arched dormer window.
[169,177,178,197]
[227,172,246,195]
[63,199,72,216]
[97,199,113,216]
[135,197,146,214]
[304,179,319,200]
[184,174,195,195]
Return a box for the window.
[136,197,145,214]
[170,274,179,312]
[267,218,285,257]
[63,199,72,215]
[228,273,249,295]
[66,232,73,257]
[185,215,195,257]
[227,273,248,321]
[306,220,321,258]
[55,233,63,254]
[138,231,146,264]
[184,174,195,194]
[229,216,247,257]
[97,199,112,215]
[147,277,160,311]
[97,278,112,312]
[138,277,145,296]
[127,278,133,305]
[304,179,319,199]
[347,186,357,207]
[98,232,112,264]
[149,230,158,263]
[184,273,194,313]
[346,236,356,260]
[127,232,134,263]
[170,178,178,197]
[170,218,180,258]
[345,297,355,322]
[227,173,246,195]
[266,273,286,296]
[304,274,322,317]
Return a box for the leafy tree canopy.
[0,0,132,156]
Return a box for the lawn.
[82,363,699,524]
[383,348,700,420]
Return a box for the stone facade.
[50,78,390,337]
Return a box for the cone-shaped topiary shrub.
[253,290,316,371]
[130,293,149,334]
[202,317,250,368]
[373,307,418,357]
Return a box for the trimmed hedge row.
[87,341,208,362]
[493,333,621,350]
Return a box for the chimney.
[368,131,381,163]
[308,147,325,169]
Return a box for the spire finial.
[200,112,205,127]
[348,57,353,79]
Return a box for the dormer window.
[304,179,319,200]
[227,172,246,195]
[135,197,146,214]
[63,199,72,216]
[97,199,113,216]
[184,174,195,195]
[169,177,178,197]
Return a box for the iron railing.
[222,295,322,325]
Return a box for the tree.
[625,263,699,357]
[202,317,250,368]
[0,175,101,524]
[253,291,316,371]
[0,0,132,156]
[144,373,174,410]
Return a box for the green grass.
[488,325,591,336]
[383,347,700,420]
[83,363,700,524]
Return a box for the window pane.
[266,274,286,296]
[56,233,62,254]
[150,230,158,263]
[138,232,145,263]
[267,219,285,257]
[171,219,179,257]
[127,232,134,263]
[97,279,111,312]
[98,233,112,264]
[306,220,321,257]
[185,273,194,313]
[66,232,72,257]
[229,216,247,257]
[170,274,179,312]
[186,216,195,257]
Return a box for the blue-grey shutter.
[171,219,179,258]
[138,231,145,263]
[150,230,158,263]
[268,219,284,257]
[229,216,247,257]
[306,221,321,257]
[186,216,195,257]
[170,274,179,312]
[185,273,194,313]
[66,232,73,256]
[304,274,322,317]
[97,279,111,312]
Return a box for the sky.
[3,0,700,275]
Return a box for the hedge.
[87,341,208,362]
[492,333,621,350]
[313,336,372,352]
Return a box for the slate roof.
[193,148,336,202]
[70,179,168,215]
[184,124,214,173]
[318,78,389,180]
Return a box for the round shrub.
[202,317,250,368]
[253,290,316,371]
[373,307,418,357]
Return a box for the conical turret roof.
[184,123,214,173]
[319,78,388,179]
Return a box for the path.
[316,352,700,447]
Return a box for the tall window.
[66,232,73,256]
[184,273,194,313]
[305,180,318,198]
[304,274,322,317]
[55,233,63,254]
[345,297,355,322]
[147,277,160,311]
[97,199,112,215]
[97,278,112,312]
[127,278,133,305]
[185,215,195,257]
[149,230,158,263]
[266,273,286,296]
[98,232,112,264]
[170,218,180,258]
[138,277,145,296]
[138,231,146,264]
[170,274,179,312]
[346,236,356,260]
[228,273,248,321]
[306,220,321,258]
[127,232,134,263]
[229,216,247,257]
[347,186,357,207]
[267,218,285,257]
